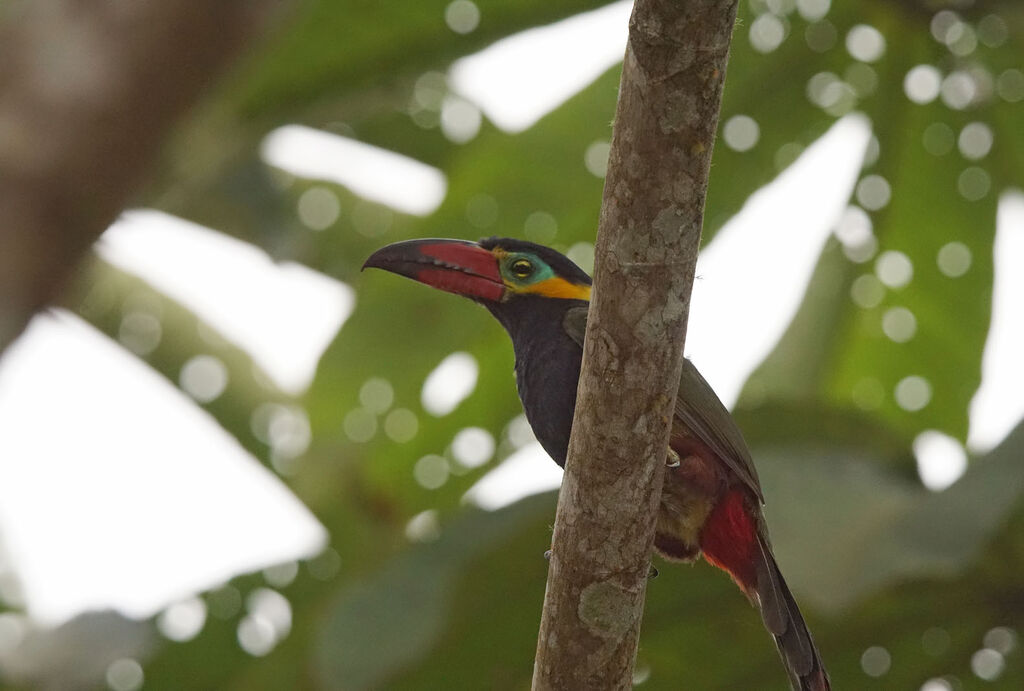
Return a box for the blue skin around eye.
[502,254,555,285]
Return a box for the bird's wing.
[562,305,764,504]
[675,359,764,503]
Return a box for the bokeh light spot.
[896,375,932,412]
[774,142,804,171]
[405,509,442,543]
[118,312,162,356]
[851,274,884,309]
[875,250,913,289]
[505,414,536,448]
[958,166,990,201]
[445,0,480,34]
[845,63,877,97]
[856,174,891,210]
[913,430,967,491]
[977,14,1008,48]
[106,658,144,691]
[585,140,611,177]
[996,69,1024,103]
[413,71,447,111]
[414,454,450,489]
[440,95,482,143]
[248,588,291,642]
[524,211,558,243]
[359,377,394,414]
[343,408,377,442]
[180,354,229,404]
[947,24,978,57]
[940,71,977,110]
[750,13,786,53]
[263,561,299,588]
[804,20,836,52]
[307,548,341,581]
[452,427,495,468]
[882,306,916,343]
[983,626,1017,655]
[904,65,942,104]
[385,408,419,443]
[632,661,652,685]
[157,596,207,642]
[860,645,891,677]
[237,615,276,656]
[937,242,971,278]
[958,122,993,160]
[296,187,340,231]
[723,115,760,152]
[252,403,312,463]
[971,648,1005,681]
[920,679,953,691]
[930,10,960,44]
[846,24,885,62]
[834,205,875,262]
[796,0,831,22]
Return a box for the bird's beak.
[362,238,505,301]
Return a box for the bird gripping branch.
[364,237,830,691]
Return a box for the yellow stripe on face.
[511,277,591,301]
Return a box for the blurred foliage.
[3,0,1024,689]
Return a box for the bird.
[363,236,830,691]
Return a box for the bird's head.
[362,237,592,305]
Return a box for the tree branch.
[0,0,292,354]
[532,1,739,688]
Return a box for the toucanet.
[364,237,830,691]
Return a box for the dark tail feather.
[753,537,830,691]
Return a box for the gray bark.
[531,1,740,688]
[0,0,291,354]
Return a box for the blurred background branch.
[0,0,293,353]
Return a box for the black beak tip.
[362,246,397,272]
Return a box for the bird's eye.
[510,258,534,278]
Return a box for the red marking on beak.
[363,239,504,301]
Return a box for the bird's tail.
[700,489,830,691]
[750,537,830,691]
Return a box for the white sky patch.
[449,1,631,132]
[968,192,1024,453]
[463,442,563,510]
[685,114,872,407]
[98,210,353,395]
[0,312,327,625]
[261,125,447,216]
[421,351,479,416]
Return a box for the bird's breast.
[512,335,583,467]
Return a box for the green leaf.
[313,494,554,690]
[757,418,1024,612]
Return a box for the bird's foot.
[648,564,659,579]
[543,549,552,562]
[666,448,681,468]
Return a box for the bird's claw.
[666,449,681,468]
[648,564,659,579]
[543,549,552,562]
